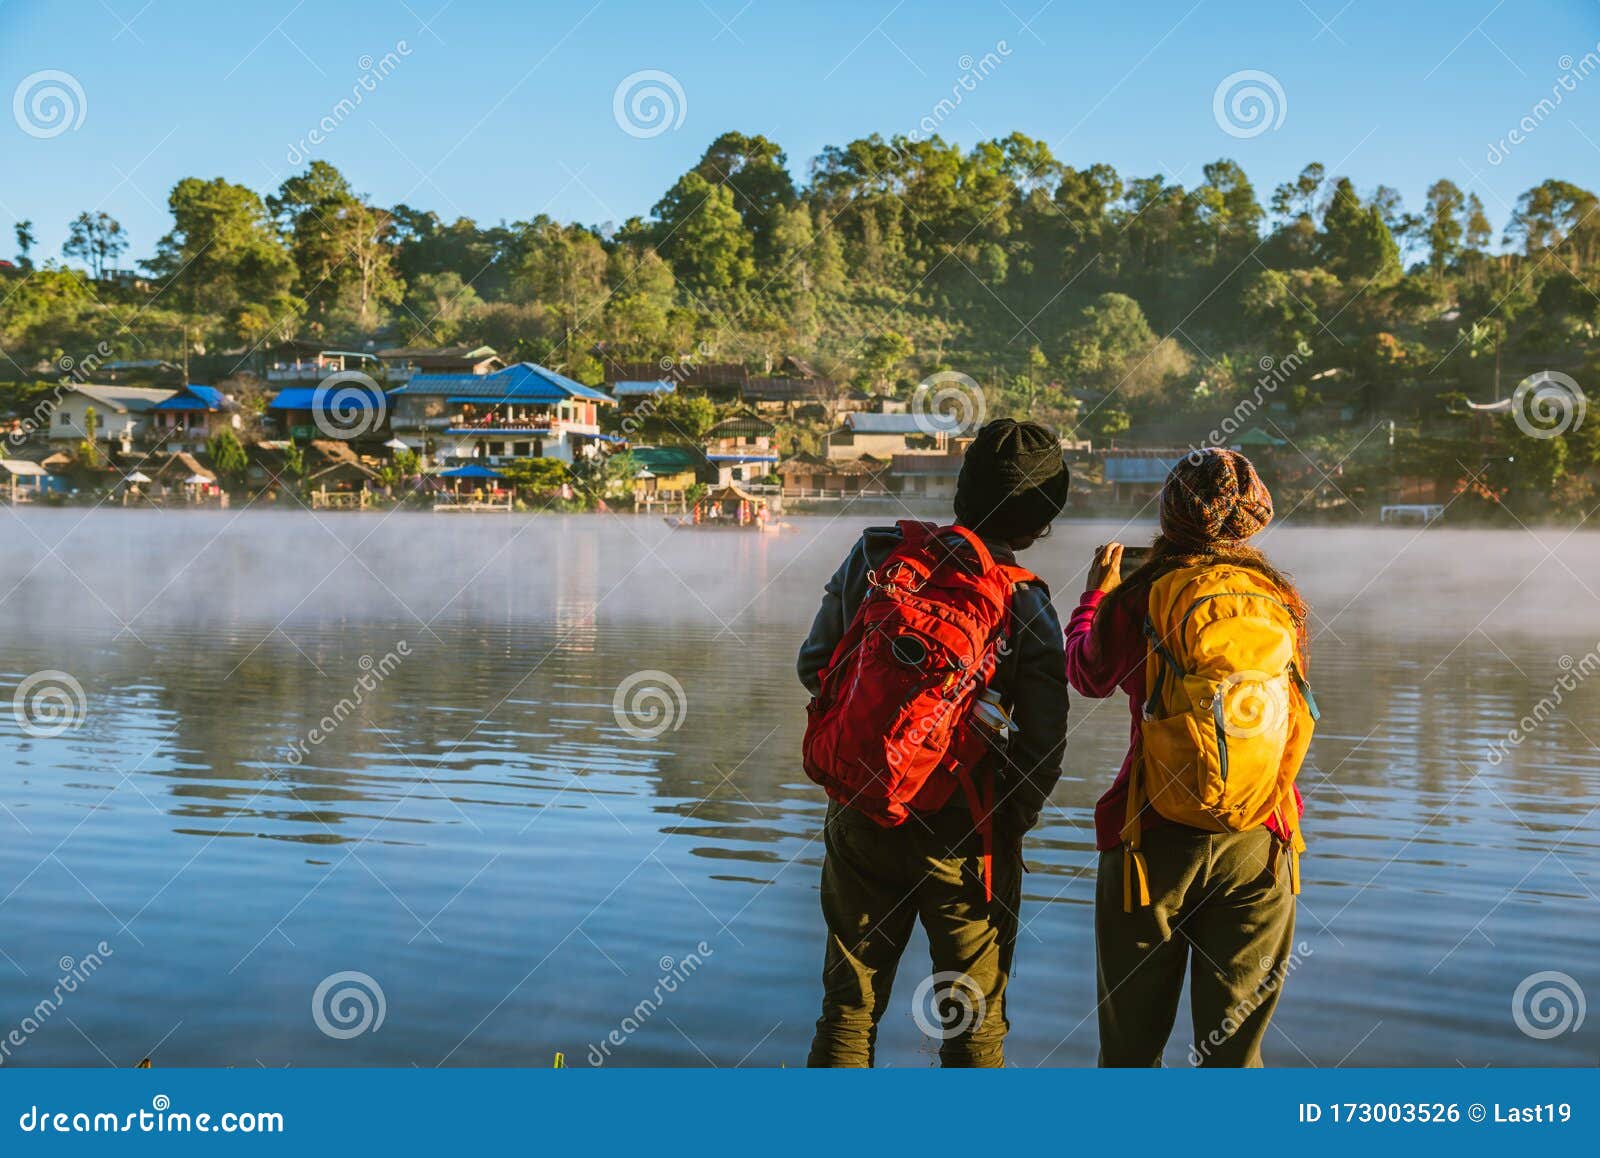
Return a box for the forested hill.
[4,130,1598,515]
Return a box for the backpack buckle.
[869,562,924,592]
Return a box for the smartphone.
[1120,545,1152,570]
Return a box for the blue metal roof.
[153,384,226,411]
[612,379,675,397]
[395,362,614,404]
[267,384,388,411]
[846,412,962,435]
[1103,456,1181,484]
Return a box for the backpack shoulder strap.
[893,519,939,551]
[931,523,996,573]
[999,563,1043,593]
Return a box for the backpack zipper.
[1212,695,1230,782]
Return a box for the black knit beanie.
[953,418,1070,541]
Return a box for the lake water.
[0,510,1595,1067]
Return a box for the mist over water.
[0,510,1596,1066]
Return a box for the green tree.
[1061,293,1157,386]
[651,173,755,298]
[1423,180,1465,273]
[496,457,569,497]
[147,176,297,345]
[281,440,306,486]
[13,219,36,270]
[271,162,404,336]
[1317,177,1400,282]
[603,244,677,356]
[511,219,608,350]
[400,271,481,345]
[646,392,717,441]
[686,131,797,264]
[860,331,913,389]
[63,211,128,279]
[1505,179,1599,267]
[79,406,99,466]
[207,427,248,485]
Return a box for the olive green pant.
[1096,825,1297,1067]
[808,803,1023,1068]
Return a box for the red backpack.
[801,521,1041,897]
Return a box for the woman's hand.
[1086,542,1124,595]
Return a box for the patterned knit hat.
[1159,448,1273,549]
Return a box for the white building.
[48,384,177,449]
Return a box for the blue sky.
[3,0,1600,263]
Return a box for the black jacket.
[796,525,1070,833]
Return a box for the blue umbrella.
[439,463,504,479]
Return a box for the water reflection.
[0,514,1595,1066]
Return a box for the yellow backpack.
[1121,564,1319,911]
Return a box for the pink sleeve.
[1064,590,1134,698]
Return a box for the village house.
[1101,448,1187,506]
[629,445,718,509]
[264,342,382,383]
[147,385,239,452]
[48,384,177,450]
[604,359,747,404]
[823,411,961,460]
[376,345,503,384]
[0,459,65,503]
[98,359,184,387]
[611,379,676,413]
[890,452,964,500]
[388,362,616,466]
[778,451,890,499]
[701,412,779,484]
[743,377,835,414]
[117,450,223,505]
[267,378,390,443]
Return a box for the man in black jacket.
[798,419,1071,1067]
